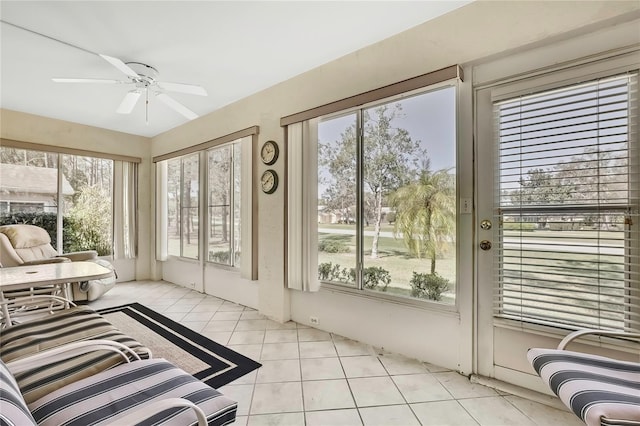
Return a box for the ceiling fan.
[53,54,207,122]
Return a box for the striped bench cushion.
[0,359,37,426]
[528,348,640,426]
[29,358,237,426]
[0,305,149,404]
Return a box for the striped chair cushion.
[0,305,149,404]
[29,358,237,426]
[528,348,640,426]
[0,359,37,426]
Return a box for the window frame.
[166,153,200,260]
[157,128,258,280]
[205,140,242,268]
[305,81,461,309]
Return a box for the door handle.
[480,240,492,251]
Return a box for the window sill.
[320,282,459,316]
[166,255,199,264]
[204,262,239,273]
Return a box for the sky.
[318,85,456,173]
[316,85,457,199]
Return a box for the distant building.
[0,164,74,213]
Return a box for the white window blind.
[494,72,639,331]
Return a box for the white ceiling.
[1,1,470,138]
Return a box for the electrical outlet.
[309,316,319,325]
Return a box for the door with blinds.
[475,56,639,389]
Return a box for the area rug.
[97,302,261,389]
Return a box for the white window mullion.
[56,154,63,254]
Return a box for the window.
[62,154,113,255]
[0,147,117,256]
[312,85,458,303]
[155,128,256,277]
[494,72,639,331]
[167,154,200,259]
[207,142,242,267]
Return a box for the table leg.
[0,291,13,328]
[62,283,72,307]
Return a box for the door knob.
[480,220,492,230]
[480,240,492,251]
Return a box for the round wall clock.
[261,169,278,194]
[260,140,279,165]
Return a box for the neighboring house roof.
[0,164,74,195]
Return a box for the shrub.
[318,238,350,253]
[318,262,354,283]
[362,266,391,291]
[210,250,230,263]
[0,208,111,255]
[386,211,396,224]
[410,272,450,301]
[0,212,76,253]
[66,185,112,255]
[318,263,389,289]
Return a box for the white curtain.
[155,161,169,261]
[113,161,138,259]
[287,121,319,291]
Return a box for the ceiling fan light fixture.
[53,53,205,123]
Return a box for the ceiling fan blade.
[156,93,198,120]
[157,82,207,96]
[116,91,141,114]
[52,78,120,84]
[99,54,139,78]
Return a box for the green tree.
[320,104,423,258]
[391,168,455,274]
[511,149,626,229]
[209,147,231,243]
[319,124,357,225]
[67,185,112,255]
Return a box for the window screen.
[494,72,639,331]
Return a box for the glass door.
[475,62,639,389]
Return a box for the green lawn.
[318,231,456,302]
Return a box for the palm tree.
[391,168,455,274]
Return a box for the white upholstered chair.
[528,329,640,426]
[0,224,115,301]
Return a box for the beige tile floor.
[89,281,583,426]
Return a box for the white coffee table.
[0,261,113,327]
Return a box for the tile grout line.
[332,333,365,426]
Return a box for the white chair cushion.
[528,348,640,426]
[0,359,37,426]
[29,358,238,426]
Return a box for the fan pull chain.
[145,89,149,125]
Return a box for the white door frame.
[472,43,640,387]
